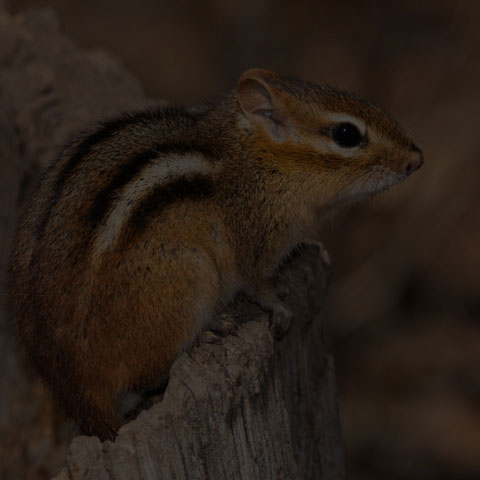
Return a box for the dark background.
[7,0,480,479]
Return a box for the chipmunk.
[8,68,423,440]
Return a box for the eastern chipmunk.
[9,68,423,440]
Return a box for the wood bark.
[0,7,345,480]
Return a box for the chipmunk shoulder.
[9,68,423,440]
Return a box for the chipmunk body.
[9,69,423,440]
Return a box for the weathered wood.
[54,245,344,480]
[0,8,345,480]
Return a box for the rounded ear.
[237,69,286,140]
[237,69,278,116]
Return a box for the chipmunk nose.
[403,147,424,176]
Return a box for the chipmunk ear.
[237,69,287,141]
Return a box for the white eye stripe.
[324,113,367,136]
[306,138,361,158]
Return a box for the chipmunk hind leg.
[73,243,223,439]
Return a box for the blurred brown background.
[6,0,480,479]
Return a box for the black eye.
[331,122,363,148]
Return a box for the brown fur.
[8,68,423,440]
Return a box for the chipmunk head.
[237,68,423,208]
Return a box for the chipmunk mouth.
[361,165,403,193]
[335,165,404,206]
[369,164,407,190]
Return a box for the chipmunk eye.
[332,122,363,148]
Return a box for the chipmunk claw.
[268,303,293,339]
[245,285,294,339]
[203,312,238,344]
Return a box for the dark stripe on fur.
[89,142,217,228]
[121,175,214,245]
[35,107,192,243]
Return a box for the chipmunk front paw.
[246,285,293,339]
[268,302,293,339]
[202,312,238,344]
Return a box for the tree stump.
[0,7,345,480]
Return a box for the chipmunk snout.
[402,147,423,176]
